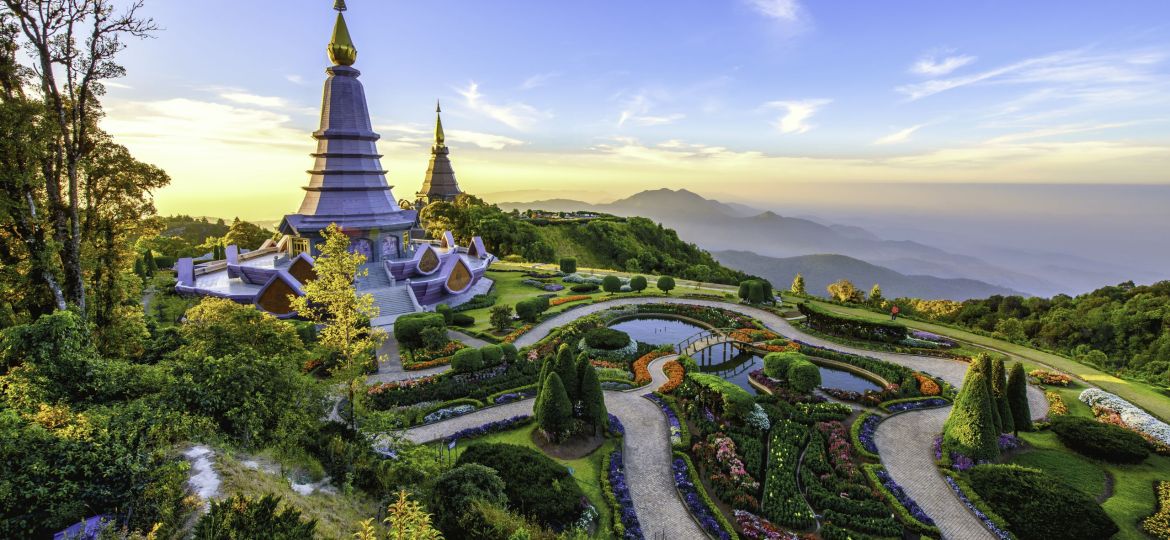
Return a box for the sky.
[97,0,1170,222]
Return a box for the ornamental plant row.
[862,464,939,536]
[671,452,738,540]
[644,392,689,449]
[604,450,644,539]
[760,420,815,530]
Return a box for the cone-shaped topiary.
[971,354,1003,434]
[578,362,607,434]
[575,352,591,399]
[991,357,1014,434]
[537,372,574,442]
[554,343,579,404]
[1006,362,1032,433]
[944,362,1001,461]
[535,354,555,412]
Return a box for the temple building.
[174,1,493,325]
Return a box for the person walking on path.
[891,305,900,320]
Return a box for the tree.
[559,257,576,274]
[435,303,453,324]
[193,494,317,539]
[991,357,1014,434]
[181,297,304,359]
[656,276,676,295]
[869,284,883,306]
[223,217,272,250]
[578,362,607,435]
[489,304,513,332]
[629,275,647,292]
[791,273,806,295]
[144,249,157,276]
[827,279,864,303]
[993,317,1027,342]
[378,489,443,540]
[515,298,548,322]
[687,264,710,289]
[536,372,573,442]
[944,360,1000,461]
[1006,362,1032,433]
[625,258,642,273]
[554,343,579,403]
[429,464,507,537]
[601,275,622,295]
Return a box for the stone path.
[401,356,705,540]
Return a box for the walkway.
[401,356,705,540]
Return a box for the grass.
[214,450,385,539]
[436,423,619,539]
[802,297,1170,423]
[1013,430,1170,540]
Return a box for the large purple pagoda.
[174,2,493,325]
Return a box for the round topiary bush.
[967,464,1118,540]
[763,351,805,379]
[451,313,475,327]
[570,283,599,293]
[1050,415,1150,463]
[451,347,484,373]
[787,358,821,393]
[457,442,586,530]
[584,327,631,350]
[481,344,504,367]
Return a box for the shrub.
[193,494,317,539]
[570,283,598,293]
[797,302,907,343]
[578,362,607,434]
[1045,391,1069,415]
[451,347,484,373]
[763,352,802,379]
[489,304,513,332]
[1143,481,1170,539]
[559,257,576,274]
[787,358,821,393]
[628,275,647,292]
[501,343,518,363]
[515,297,549,323]
[366,362,537,408]
[1006,362,1032,432]
[583,327,631,350]
[457,443,586,530]
[944,362,1000,461]
[761,420,815,529]
[602,275,622,294]
[536,373,573,441]
[429,463,508,537]
[394,312,446,352]
[688,372,755,419]
[1049,415,1149,463]
[656,275,675,294]
[1029,369,1072,386]
[967,464,1118,540]
[452,294,496,312]
[480,344,504,367]
[451,313,475,327]
[435,303,453,324]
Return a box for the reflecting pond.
[608,317,707,346]
[695,344,882,394]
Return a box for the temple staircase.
[368,286,418,327]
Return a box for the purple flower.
[997,434,1023,451]
[945,476,1013,540]
[671,457,733,540]
[886,398,949,413]
[443,415,531,445]
[858,415,880,455]
[876,468,935,527]
[608,451,644,539]
[608,413,626,436]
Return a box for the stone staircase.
[368,286,418,326]
[357,263,393,290]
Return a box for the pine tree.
[575,352,591,400]
[134,257,146,279]
[535,354,555,412]
[944,361,1000,461]
[791,273,806,295]
[144,249,157,276]
[1006,362,1033,434]
[991,357,1014,434]
[554,343,579,404]
[869,284,883,306]
[970,354,1003,434]
[537,372,573,442]
[578,362,607,435]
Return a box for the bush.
[570,283,599,293]
[583,327,631,350]
[688,372,755,419]
[489,304,513,332]
[798,302,908,343]
[602,275,622,294]
[367,363,538,408]
[967,464,1118,540]
[629,275,647,292]
[435,303,453,324]
[501,343,518,363]
[193,494,317,539]
[944,362,1000,461]
[1050,415,1149,463]
[451,347,484,373]
[451,313,475,327]
[656,275,676,294]
[515,297,549,323]
[394,312,446,352]
[480,344,504,367]
[430,463,508,537]
[763,351,801,379]
[536,372,573,441]
[452,294,496,312]
[787,358,821,393]
[457,443,586,530]
[559,257,577,274]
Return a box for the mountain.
[496,188,1060,296]
[713,251,1020,301]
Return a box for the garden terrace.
[798,301,909,343]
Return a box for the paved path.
[367,327,489,384]
[401,356,706,540]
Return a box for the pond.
[695,344,881,395]
[608,317,707,346]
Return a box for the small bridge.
[676,328,759,366]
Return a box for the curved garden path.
[401,356,706,540]
[384,297,1050,540]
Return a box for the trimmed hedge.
[761,420,815,529]
[583,327,631,350]
[1050,415,1150,464]
[798,302,908,343]
[967,464,1118,540]
[457,443,586,530]
[851,413,881,460]
[451,347,484,373]
[451,294,496,312]
[451,313,475,327]
[570,283,599,293]
[688,372,755,419]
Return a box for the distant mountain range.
[495,188,1083,298]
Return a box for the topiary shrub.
[451,313,475,327]
[787,358,821,393]
[451,347,484,373]
[1050,415,1149,464]
[570,283,599,293]
[501,343,518,363]
[584,327,631,350]
[536,373,574,441]
[763,351,804,379]
[943,362,1000,461]
[435,303,453,325]
[480,344,504,367]
[559,257,576,274]
[602,275,622,294]
[514,298,549,323]
[1006,362,1032,433]
[656,275,676,294]
[393,312,446,352]
[457,442,586,531]
[967,464,1118,540]
[629,275,647,292]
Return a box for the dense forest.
[883,281,1170,385]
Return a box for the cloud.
[982,122,1137,145]
[593,137,764,163]
[764,99,831,134]
[217,91,290,109]
[457,81,551,130]
[874,124,926,145]
[285,74,305,85]
[446,129,525,150]
[102,80,132,89]
[617,92,685,127]
[910,52,976,76]
[745,0,801,21]
[519,72,560,90]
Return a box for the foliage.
[761,420,814,529]
[420,194,554,262]
[798,302,907,343]
[515,296,550,323]
[457,442,587,530]
[1049,415,1150,463]
[688,372,755,420]
[536,372,574,441]
[826,279,864,303]
[428,463,508,537]
[578,361,607,434]
[1006,362,1032,432]
[1143,481,1170,540]
[569,283,599,293]
[394,312,446,354]
[656,275,676,294]
[453,293,497,312]
[991,358,1015,434]
[451,347,484,373]
[366,362,537,408]
[944,359,1000,461]
[632,350,671,386]
[738,279,773,304]
[600,275,622,295]
[671,452,738,539]
[489,304,514,332]
[583,327,630,350]
[790,273,806,295]
[180,297,304,359]
[560,257,577,274]
[660,360,685,394]
[787,357,821,393]
[967,464,1118,540]
[193,493,317,539]
[628,275,648,292]
[1029,369,1072,386]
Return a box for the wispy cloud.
[874,124,926,145]
[910,51,976,76]
[764,99,831,134]
[457,81,551,130]
[447,129,525,150]
[982,122,1137,145]
[617,92,685,127]
[519,72,560,90]
[593,136,763,163]
[103,80,132,90]
[217,90,290,109]
[285,74,305,85]
[745,0,801,21]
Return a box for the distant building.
[174,2,492,324]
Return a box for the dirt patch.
[1098,469,1115,504]
[531,427,605,459]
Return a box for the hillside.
[713,250,1020,301]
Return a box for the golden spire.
[328,2,357,66]
[434,100,445,146]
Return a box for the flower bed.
[1143,481,1170,539]
[943,473,1014,540]
[632,350,671,385]
[423,404,476,424]
[1080,388,1170,446]
[733,510,794,540]
[820,387,887,407]
[635,303,761,330]
[728,328,780,343]
[522,278,565,292]
[692,433,761,512]
[492,387,537,405]
[802,422,901,538]
[750,340,802,354]
[909,329,956,347]
[591,359,625,369]
[864,464,939,536]
[645,393,688,449]
[851,413,881,459]
[404,356,456,371]
[406,340,466,365]
[579,336,638,361]
[880,396,950,413]
[760,420,815,529]
[608,413,625,436]
[501,324,534,344]
[442,415,533,445]
[671,452,736,540]
[604,450,644,539]
[914,373,941,396]
[1028,369,1071,386]
[659,360,685,393]
[1045,390,1068,416]
[551,294,591,306]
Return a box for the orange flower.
[550,295,591,306]
[659,360,686,393]
[502,324,534,344]
[914,373,940,396]
[633,350,670,385]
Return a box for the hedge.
[688,372,755,420]
[451,294,496,312]
[966,464,1118,540]
[457,443,587,530]
[798,301,908,343]
[451,347,484,373]
[1049,415,1150,464]
[851,413,881,460]
[672,451,740,539]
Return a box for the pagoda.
[278,0,417,262]
[415,101,464,206]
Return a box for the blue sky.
[100,0,1170,219]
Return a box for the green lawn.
[436,423,619,539]
[802,298,1170,423]
[1013,430,1170,540]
